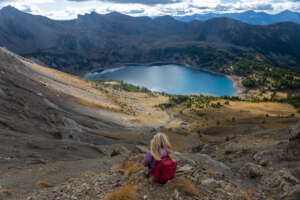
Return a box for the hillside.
[1,6,300,97]
[1,6,300,74]
[0,48,300,200]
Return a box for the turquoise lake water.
[85,64,237,96]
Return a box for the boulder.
[240,162,264,179]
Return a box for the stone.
[43,98,59,110]
[201,178,220,188]
[240,162,264,178]
[110,150,120,157]
[37,92,43,97]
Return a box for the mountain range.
[174,10,300,25]
[0,6,300,75]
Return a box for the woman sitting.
[143,132,177,183]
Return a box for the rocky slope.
[23,124,300,200]
[0,48,300,200]
[0,47,147,199]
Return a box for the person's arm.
[143,151,152,167]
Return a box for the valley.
[1,6,300,98]
[0,48,300,200]
[0,5,300,200]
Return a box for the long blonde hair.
[150,132,173,161]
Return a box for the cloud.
[68,0,182,5]
[0,0,299,20]
[254,4,273,10]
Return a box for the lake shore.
[85,62,246,97]
[182,63,245,97]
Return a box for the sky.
[0,0,299,20]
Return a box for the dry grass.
[101,133,145,142]
[227,101,298,117]
[198,133,217,142]
[205,169,215,176]
[36,181,53,188]
[24,61,92,88]
[0,188,12,196]
[110,89,170,125]
[123,161,144,177]
[260,121,294,129]
[103,184,138,200]
[167,178,199,196]
[165,132,190,151]
[241,193,252,200]
[75,97,119,111]
[85,171,105,177]
[111,164,125,174]
[135,175,145,184]
[111,160,144,179]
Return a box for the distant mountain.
[0,6,300,76]
[174,10,300,25]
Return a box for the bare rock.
[134,145,149,154]
[264,169,299,196]
[240,162,264,179]
[253,149,283,166]
[110,150,120,157]
[287,121,300,160]
[43,98,59,110]
[190,141,204,153]
[285,184,300,200]
[59,117,83,140]
[289,121,300,141]
[200,178,222,188]
[195,154,233,177]
[0,88,6,97]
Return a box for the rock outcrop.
[288,121,300,160]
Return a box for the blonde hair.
[150,132,173,161]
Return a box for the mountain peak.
[104,11,130,18]
[1,5,20,13]
[153,15,177,23]
[279,10,295,15]
[244,10,256,14]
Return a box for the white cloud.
[0,0,299,19]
